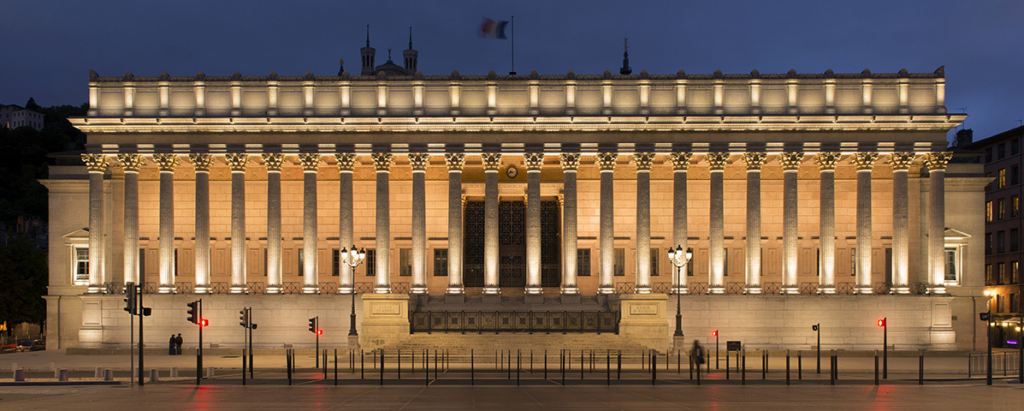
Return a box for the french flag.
[479,18,509,39]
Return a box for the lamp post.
[983,289,995,386]
[342,245,367,337]
[668,246,693,337]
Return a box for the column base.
[783,286,800,295]
[892,286,910,295]
[560,286,579,295]
[265,286,282,294]
[410,286,428,294]
[158,285,176,294]
[301,286,319,294]
[374,286,391,294]
[708,285,725,295]
[87,286,104,294]
[597,286,616,294]
[482,286,501,295]
[445,285,464,294]
[525,286,544,295]
[926,285,947,295]
[348,335,361,350]
[671,286,689,295]
[229,286,247,294]
[337,286,353,294]
[854,286,873,295]
[194,285,211,294]
[818,285,836,295]
[744,285,762,295]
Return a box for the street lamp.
[983,289,995,386]
[342,245,367,337]
[668,246,693,337]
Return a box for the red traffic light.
[316,329,323,336]
[712,330,718,337]
[200,319,209,327]
[877,318,886,327]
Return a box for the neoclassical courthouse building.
[43,45,988,352]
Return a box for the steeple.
[360,25,376,76]
[403,26,419,73]
[619,38,632,75]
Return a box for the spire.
[403,26,419,74]
[388,48,392,61]
[365,24,370,48]
[360,25,376,76]
[408,26,413,50]
[620,38,632,75]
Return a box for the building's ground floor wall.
[45,294,979,351]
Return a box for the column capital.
[632,152,656,171]
[335,153,357,172]
[924,151,952,170]
[371,152,394,171]
[117,153,144,173]
[742,152,767,170]
[444,152,466,171]
[152,154,179,172]
[524,152,545,171]
[596,152,619,171]
[190,153,214,172]
[225,153,250,172]
[81,153,109,173]
[408,153,430,171]
[560,153,581,171]
[299,153,322,171]
[461,193,468,207]
[851,152,879,170]
[557,193,564,208]
[262,153,285,172]
[814,152,841,171]
[889,152,916,170]
[481,153,502,172]
[669,152,693,171]
[705,152,730,171]
[779,152,804,170]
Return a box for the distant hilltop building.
[43,41,991,355]
[1,104,44,131]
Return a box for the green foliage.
[0,235,48,325]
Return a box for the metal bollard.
[148,368,158,382]
[170,367,178,378]
[471,349,475,386]
[14,369,25,382]
[207,367,215,378]
[380,350,384,386]
[726,349,730,380]
[287,350,293,385]
[334,349,338,386]
[617,350,622,380]
[798,351,802,380]
[763,350,768,380]
[652,352,657,385]
[919,350,924,385]
[607,350,611,386]
[741,348,745,385]
[786,350,790,385]
[874,350,879,386]
[360,349,364,380]
[95,366,102,379]
[105,369,115,381]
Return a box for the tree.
[0,235,47,325]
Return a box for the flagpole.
[510,15,515,75]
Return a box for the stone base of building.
[359,293,410,351]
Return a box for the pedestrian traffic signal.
[186,301,198,324]
[712,330,718,337]
[308,317,318,333]
[812,324,819,331]
[877,318,886,327]
[316,329,323,336]
[123,284,137,315]
[239,309,249,328]
[200,319,208,327]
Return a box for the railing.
[282,282,302,294]
[689,282,709,295]
[319,282,337,295]
[725,282,745,294]
[391,282,411,294]
[651,283,672,294]
[410,310,619,334]
[763,282,782,295]
[873,282,891,295]
[353,282,374,293]
[800,282,819,295]
[836,283,856,295]
[246,282,265,295]
[969,352,1021,376]
[175,282,194,294]
[210,282,229,294]
[103,282,124,294]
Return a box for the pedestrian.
[175,333,183,355]
[691,340,705,371]
[169,334,176,355]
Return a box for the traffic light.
[309,317,317,333]
[239,308,249,328]
[712,330,718,337]
[123,284,137,315]
[200,319,209,327]
[877,318,886,327]
[812,324,819,331]
[317,329,323,336]
[186,301,198,324]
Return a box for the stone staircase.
[381,332,650,354]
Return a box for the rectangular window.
[998,143,1006,160]
[1014,138,1021,155]
[365,249,376,276]
[399,248,412,276]
[297,249,304,276]
[1013,165,1020,186]
[74,247,89,284]
[649,252,659,277]
[139,248,146,282]
[1013,261,1020,284]
[986,148,993,163]
[986,264,993,285]
[999,169,1007,189]
[997,294,1005,313]
[987,201,994,222]
[1011,294,1020,314]
[577,249,591,276]
[1014,196,1020,218]
[944,247,959,284]
[332,249,340,276]
[816,248,820,277]
[433,249,448,277]
[613,248,625,276]
[173,249,178,277]
[1012,229,1020,252]
[687,255,695,277]
[998,199,1006,220]
[263,249,268,276]
[986,233,993,255]
[851,248,857,276]
[998,262,1006,285]
[998,231,1006,254]
[724,249,729,277]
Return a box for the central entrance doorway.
[464,200,560,289]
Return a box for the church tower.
[361,25,376,76]
[619,38,632,75]
[403,27,419,74]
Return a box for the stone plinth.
[618,294,670,351]
[360,293,410,350]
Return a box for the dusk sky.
[2,0,1022,142]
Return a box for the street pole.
[350,292,358,336]
[130,287,134,388]
[883,317,888,379]
[716,332,720,370]
[138,283,144,387]
[198,299,203,385]
[987,306,993,386]
[248,308,254,379]
[816,323,821,374]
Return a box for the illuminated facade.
[44,62,989,352]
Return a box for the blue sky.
[2,0,1021,141]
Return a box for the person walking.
[691,340,705,374]
[175,333,183,355]
[168,334,176,355]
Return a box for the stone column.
[706,152,730,294]
[226,153,249,294]
[669,153,692,293]
[815,152,841,294]
[889,152,914,294]
[597,153,619,294]
[119,154,143,285]
[779,152,803,294]
[742,152,767,294]
[524,153,545,294]
[444,153,466,294]
[263,153,285,294]
[81,154,108,293]
[153,154,179,294]
[852,152,879,294]
[372,153,394,293]
[633,152,656,294]
[409,153,430,294]
[190,153,213,293]
[299,153,321,294]
[561,153,582,295]
[335,153,357,294]
[481,153,502,294]
[925,152,952,294]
